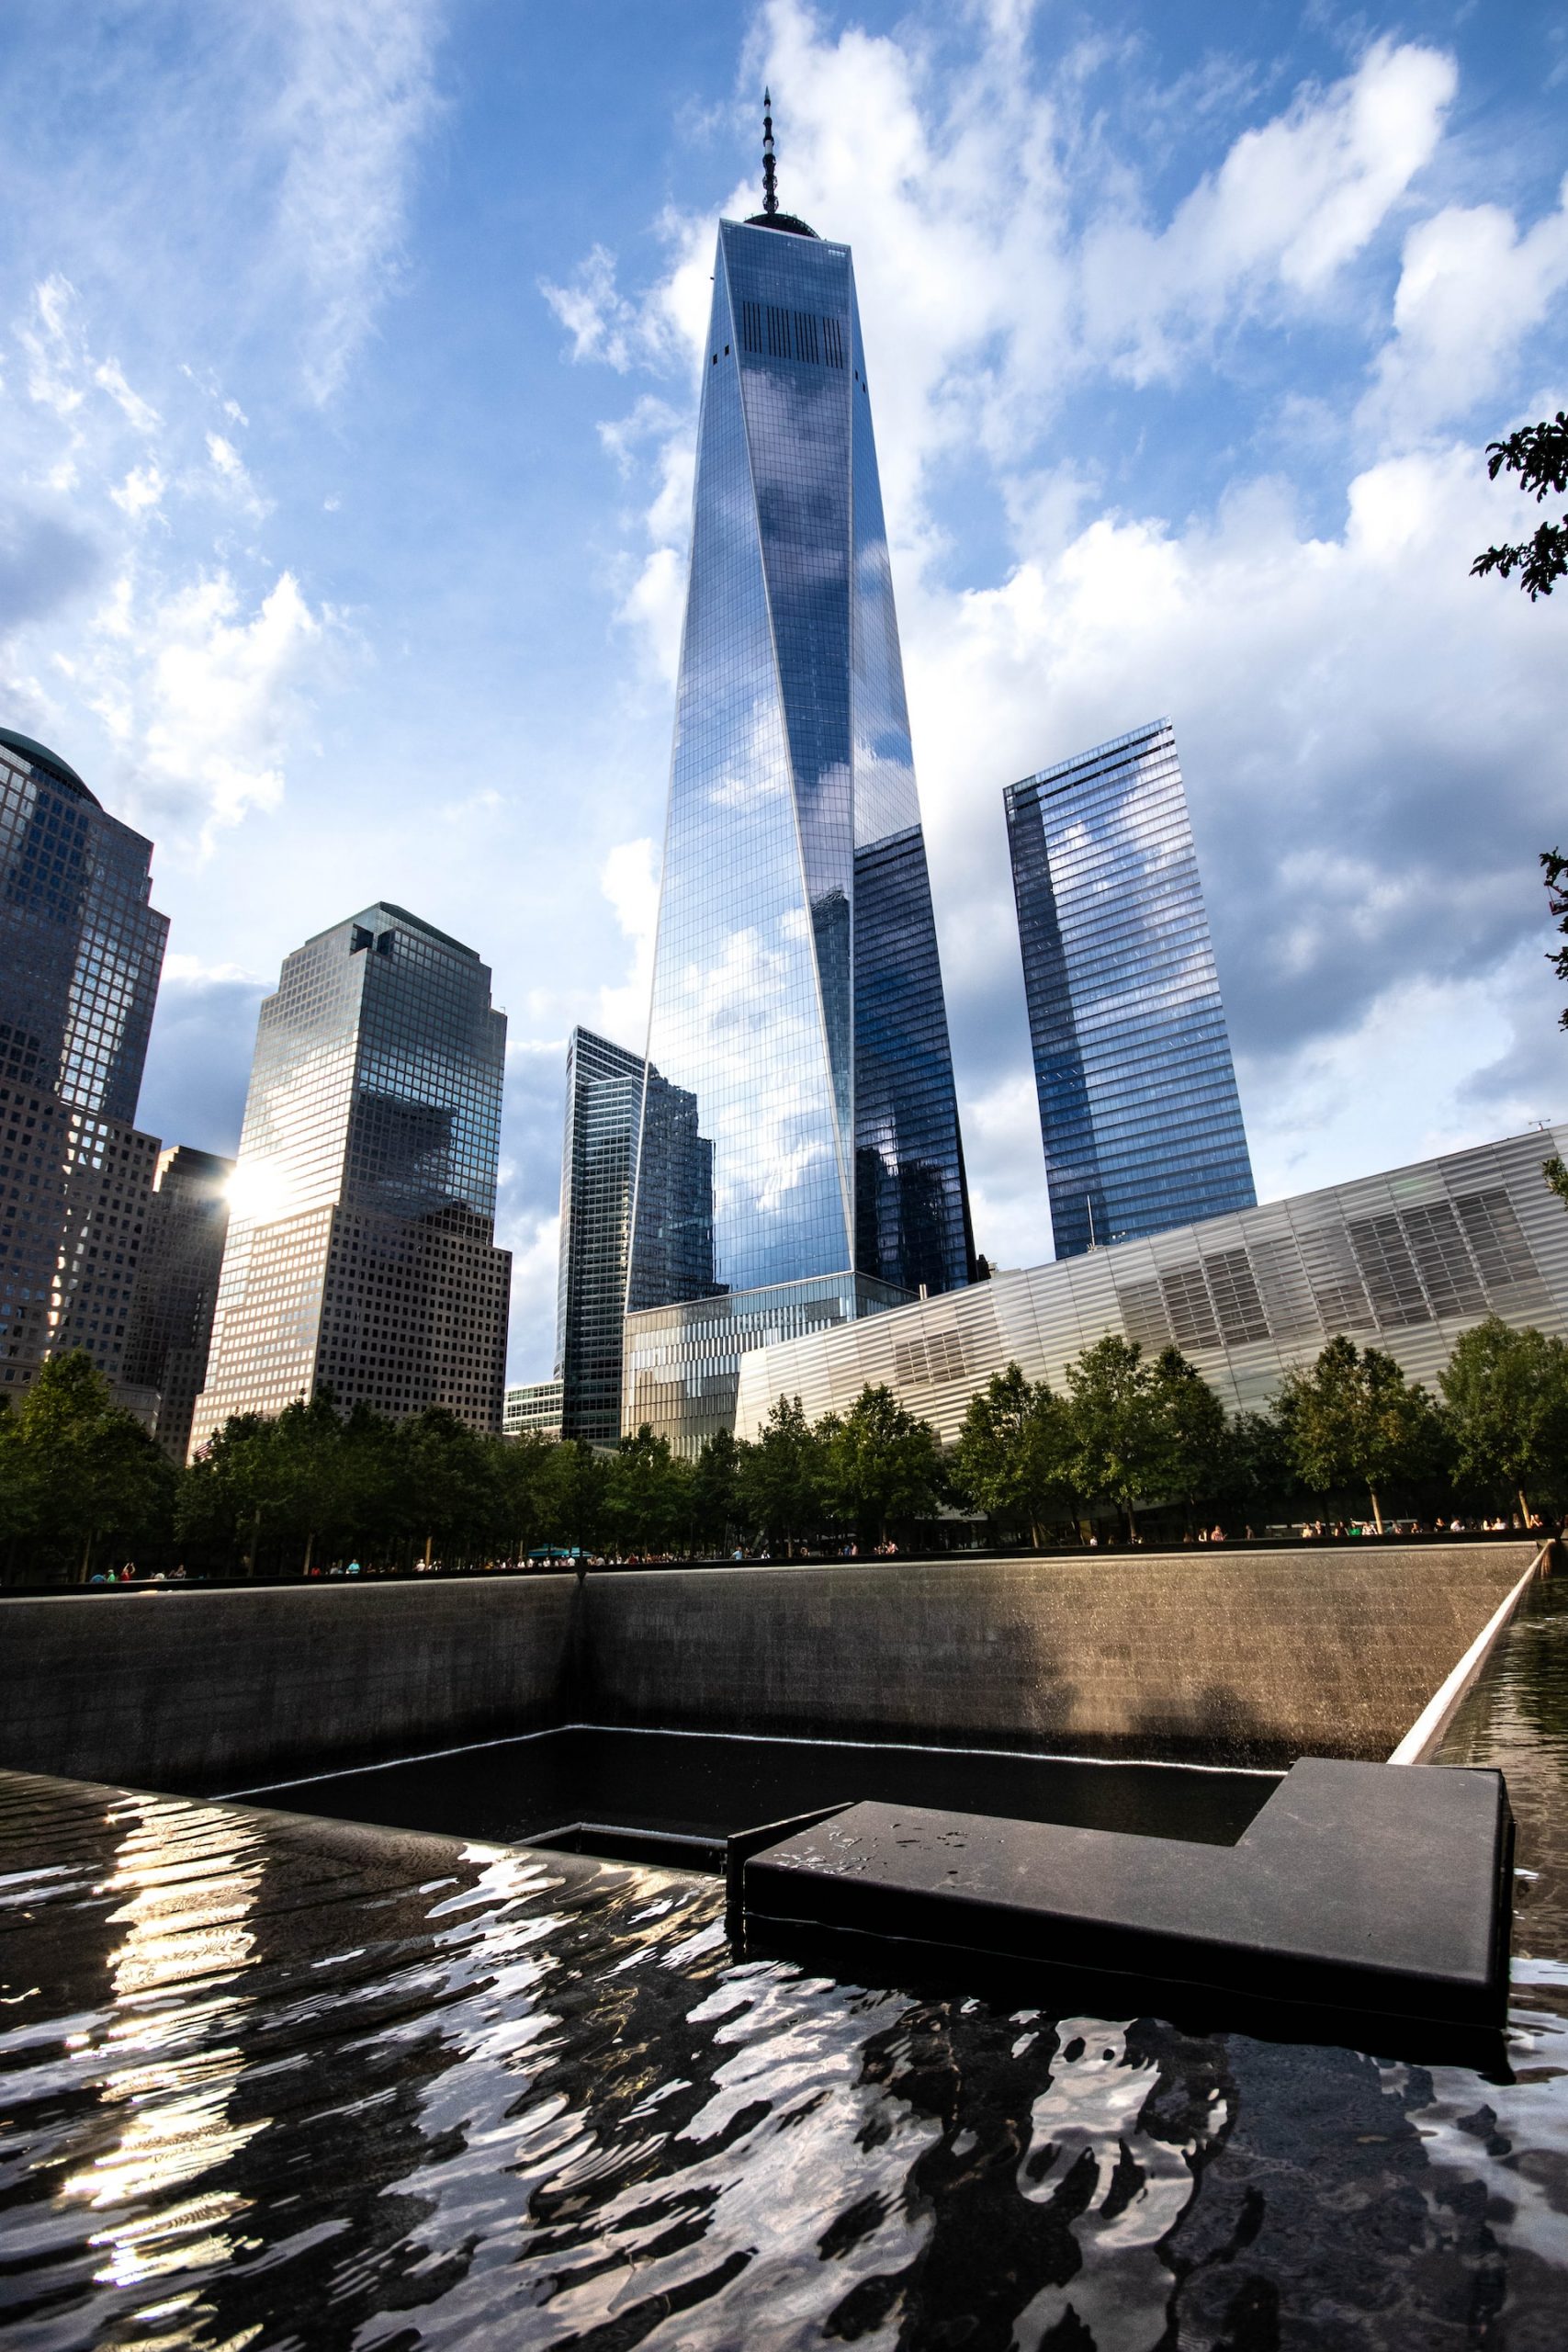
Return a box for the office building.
[555,1027,644,1442]
[623,106,973,1453]
[505,1379,564,1440]
[121,1146,233,1460]
[1005,718,1255,1259]
[0,728,168,1405]
[193,904,510,1450]
[736,1125,1568,1442]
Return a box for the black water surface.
[3,1758,1567,2350]
[1439,1566,1568,1961]
[223,1727,1276,1858]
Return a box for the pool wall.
[0,1544,1540,1789]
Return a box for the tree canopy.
[1472,411,1568,600]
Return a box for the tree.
[691,1426,740,1554]
[951,1363,1075,1544]
[1438,1317,1568,1522]
[1147,1346,1228,1524]
[10,1351,175,1580]
[1277,1337,1439,1531]
[1472,411,1568,600]
[736,1395,821,1554]
[818,1384,942,1547]
[1063,1335,1168,1538]
[605,1425,693,1555]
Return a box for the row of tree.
[1,1314,1563,1582]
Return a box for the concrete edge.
[1387,1542,1551,1765]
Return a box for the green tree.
[11,1351,175,1580]
[691,1426,740,1554]
[1063,1335,1167,1538]
[605,1424,693,1555]
[401,1407,496,1564]
[737,1395,822,1554]
[268,1390,349,1572]
[818,1383,942,1548]
[1472,411,1568,600]
[1277,1336,1439,1531]
[1148,1346,1228,1526]
[951,1363,1075,1544]
[1438,1316,1568,1522]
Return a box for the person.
[346,1558,362,1577]
[119,1562,136,1582]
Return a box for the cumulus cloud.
[1363,179,1568,438]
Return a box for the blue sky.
[2,0,1565,1383]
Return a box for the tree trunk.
[1369,1488,1384,1534]
[423,1533,433,1566]
[78,1532,92,1585]
[1518,1486,1531,1526]
[302,1529,315,1577]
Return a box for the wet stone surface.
[2,1765,1567,2350]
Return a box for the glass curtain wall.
[626,215,971,1448]
[1005,719,1256,1258]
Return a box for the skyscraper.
[622,103,973,1453]
[121,1146,233,1460]
[1004,718,1256,1260]
[193,903,509,1449]
[0,728,168,1405]
[556,1025,645,1442]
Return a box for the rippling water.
[4,1761,1566,2351]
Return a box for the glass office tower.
[555,1026,646,1443]
[122,1146,233,1461]
[194,903,510,1451]
[1005,718,1256,1260]
[624,150,972,1452]
[0,728,168,1407]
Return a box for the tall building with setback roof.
[193,903,510,1451]
[122,1145,233,1461]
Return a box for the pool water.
[2,1577,1566,2349]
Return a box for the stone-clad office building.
[735,1126,1568,1442]
[0,728,168,1408]
[194,903,509,1450]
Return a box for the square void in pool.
[223,1726,1278,1862]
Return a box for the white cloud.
[270,0,444,402]
[86,567,329,850]
[206,431,272,518]
[1363,179,1568,437]
[592,836,660,1050]
[110,462,166,518]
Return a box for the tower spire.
[761,87,777,217]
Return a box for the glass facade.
[504,1378,564,1440]
[0,730,168,1407]
[194,903,510,1450]
[625,213,970,1449]
[736,1124,1568,1445]
[1005,719,1256,1259]
[555,1026,647,1443]
[121,1146,233,1461]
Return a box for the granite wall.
[0,1544,1540,1791]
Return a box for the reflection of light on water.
[62,1797,266,2306]
[1012,2015,1223,2352]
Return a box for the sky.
[1,0,1565,1385]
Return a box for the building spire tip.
[761,87,778,216]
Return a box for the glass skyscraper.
[194,903,510,1449]
[555,1025,646,1443]
[0,728,168,1406]
[1004,718,1256,1260]
[122,1146,232,1461]
[623,128,972,1452]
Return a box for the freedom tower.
[623,102,974,1452]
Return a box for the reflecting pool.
[3,1575,1567,2348]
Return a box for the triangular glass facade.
[628,217,973,1320]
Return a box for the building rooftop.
[0,728,99,807]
